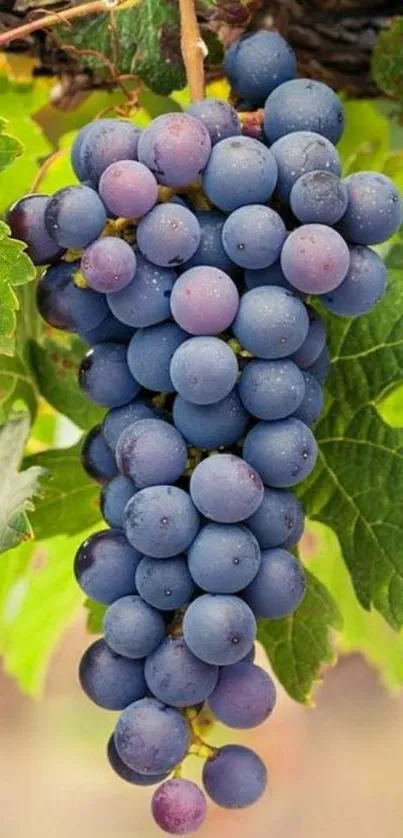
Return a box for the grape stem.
[0,0,125,47]
[178,0,205,102]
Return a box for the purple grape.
[224,30,296,105]
[81,237,137,293]
[74,529,140,605]
[81,425,118,484]
[45,185,107,249]
[203,136,278,212]
[137,203,200,267]
[271,131,341,202]
[79,310,134,346]
[115,418,188,488]
[305,344,330,384]
[291,308,326,368]
[124,485,200,558]
[100,475,137,529]
[183,211,235,273]
[190,454,263,523]
[107,736,169,787]
[71,120,109,181]
[338,171,402,245]
[170,337,238,405]
[187,97,241,146]
[103,398,156,452]
[79,638,146,710]
[127,322,188,393]
[79,342,140,408]
[290,170,348,225]
[264,79,344,144]
[244,547,306,619]
[233,286,309,359]
[135,554,195,611]
[222,205,286,269]
[65,276,109,332]
[239,358,306,420]
[103,595,165,659]
[114,697,191,774]
[183,594,257,666]
[243,418,318,488]
[172,388,248,450]
[281,224,350,294]
[78,119,142,187]
[152,779,207,834]
[244,261,294,293]
[247,487,305,550]
[107,253,175,328]
[293,371,324,426]
[145,636,219,708]
[99,160,158,219]
[208,661,276,728]
[36,261,77,331]
[187,522,261,593]
[7,194,64,265]
[170,266,239,335]
[203,744,267,808]
[138,113,211,186]
[321,244,387,316]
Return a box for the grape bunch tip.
[9,27,402,836]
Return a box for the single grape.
[203,136,278,212]
[99,160,158,218]
[103,595,165,659]
[79,311,134,346]
[127,322,188,393]
[321,244,387,317]
[264,79,344,144]
[203,744,267,808]
[79,639,146,710]
[107,253,175,328]
[81,425,118,484]
[239,359,305,421]
[270,131,341,201]
[135,554,195,611]
[107,736,170,787]
[305,344,330,384]
[224,31,296,105]
[281,224,350,294]
[77,119,141,186]
[170,337,238,405]
[64,275,109,332]
[338,171,402,245]
[170,266,239,335]
[247,487,305,550]
[74,529,141,604]
[243,418,317,487]
[103,398,155,452]
[137,203,201,268]
[124,485,200,558]
[291,308,326,368]
[183,594,256,666]
[172,389,248,450]
[138,113,211,187]
[290,170,348,225]
[190,454,264,523]
[183,211,235,273]
[81,237,137,293]
[244,547,306,618]
[145,636,219,708]
[100,475,137,529]
[71,120,109,180]
[79,342,140,408]
[187,97,241,146]
[187,523,261,593]
[222,205,286,270]
[152,779,207,835]
[36,261,77,331]
[208,662,276,728]
[233,286,309,359]
[7,194,64,266]
[244,261,295,293]
[115,418,188,488]
[45,185,107,249]
[114,697,191,774]
[293,371,324,426]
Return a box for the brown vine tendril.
[178,0,205,103]
[0,0,126,48]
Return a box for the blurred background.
[2,609,403,838]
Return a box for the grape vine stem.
[0,0,125,48]
[178,0,205,102]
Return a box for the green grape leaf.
[30,338,104,431]
[0,527,97,696]
[24,442,102,540]
[0,117,23,173]
[57,0,185,96]
[0,414,46,554]
[258,569,342,704]
[0,221,36,357]
[300,250,403,630]
[304,521,403,692]
[372,17,403,104]
[0,352,38,424]
[85,598,106,635]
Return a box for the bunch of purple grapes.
[9,27,402,836]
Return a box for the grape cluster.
[10,27,402,836]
